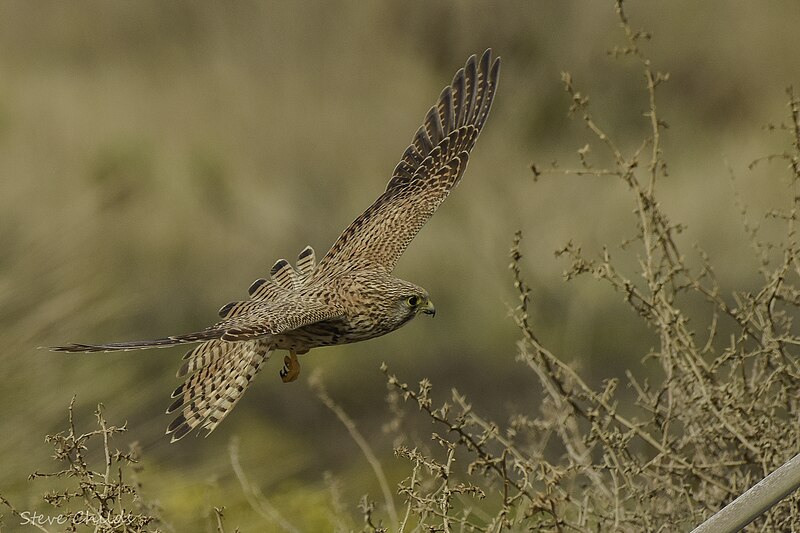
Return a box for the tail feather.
[49,329,223,353]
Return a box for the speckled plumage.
[52,50,500,441]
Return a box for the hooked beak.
[421,299,436,317]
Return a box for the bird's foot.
[280,353,300,383]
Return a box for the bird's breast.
[273,312,399,352]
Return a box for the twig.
[228,437,300,533]
[309,370,399,529]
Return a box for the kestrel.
[53,50,500,441]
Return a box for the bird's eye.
[407,295,419,307]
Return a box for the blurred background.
[2,0,799,529]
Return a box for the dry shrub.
[0,398,163,533]
[371,2,800,531]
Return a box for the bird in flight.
[52,49,500,442]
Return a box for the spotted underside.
[52,49,500,441]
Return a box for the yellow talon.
[280,352,300,383]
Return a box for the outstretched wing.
[162,295,343,440]
[316,49,500,276]
[53,295,342,441]
[166,338,272,441]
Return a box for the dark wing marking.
[166,339,271,441]
[295,245,316,276]
[241,246,317,305]
[316,49,500,275]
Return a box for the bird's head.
[344,272,436,333]
[386,278,435,325]
[400,290,436,318]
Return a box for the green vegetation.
[2,1,800,531]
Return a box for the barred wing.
[316,49,500,276]
[166,338,272,441]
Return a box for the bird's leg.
[280,350,300,383]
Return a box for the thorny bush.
[0,398,162,532]
[373,2,800,532]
